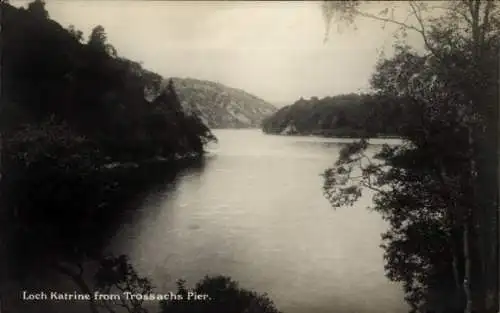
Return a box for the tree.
[160,275,282,313]
[27,0,48,19]
[335,109,347,128]
[88,25,117,57]
[321,1,499,312]
[323,48,475,311]
[68,24,84,42]
[88,25,107,47]
[93,255,154,313]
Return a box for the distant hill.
[262,94,404,138]
[168,78,277,129]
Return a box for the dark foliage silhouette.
[0,1,217,311]
[322,1,500,312]
[262,93,403,138]
[160,275,282,313]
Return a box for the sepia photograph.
[0,1,499,313]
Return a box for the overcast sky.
[13,1,425,105]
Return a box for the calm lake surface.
[110,129,407,313]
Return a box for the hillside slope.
[169,77,277,128]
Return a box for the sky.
[13,1,425,105]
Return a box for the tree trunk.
[452,243,464,309]
[494,40,500,313]
[451,242,461,289]
[466,124,480,313]
[472,60,499,313]
[470,4,499,311]
[464,222,473,313]
[496,42,500,313]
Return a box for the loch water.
[109,129,407,313]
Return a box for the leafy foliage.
[323,136,467,312]
[26,0,48,19]
[94,255,154,313]
[322,1,500,312]
[160,275,282,313]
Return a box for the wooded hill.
[261,93,404,138]
[1,1,216,166]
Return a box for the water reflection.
[0,157,204,313]
[111,129,407,313]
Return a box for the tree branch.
[466,0,475,18]
[51,261,100,313]
[360,181,388,194]
[447,2,473,26]
[77,262,84,276]
[350,2,440,60]
[97,300,118,313]
[352,7,422,34]
[467,0,481,60]
[480,0,494,47]
[408,1,440,58]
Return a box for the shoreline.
[261,130,403,141]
